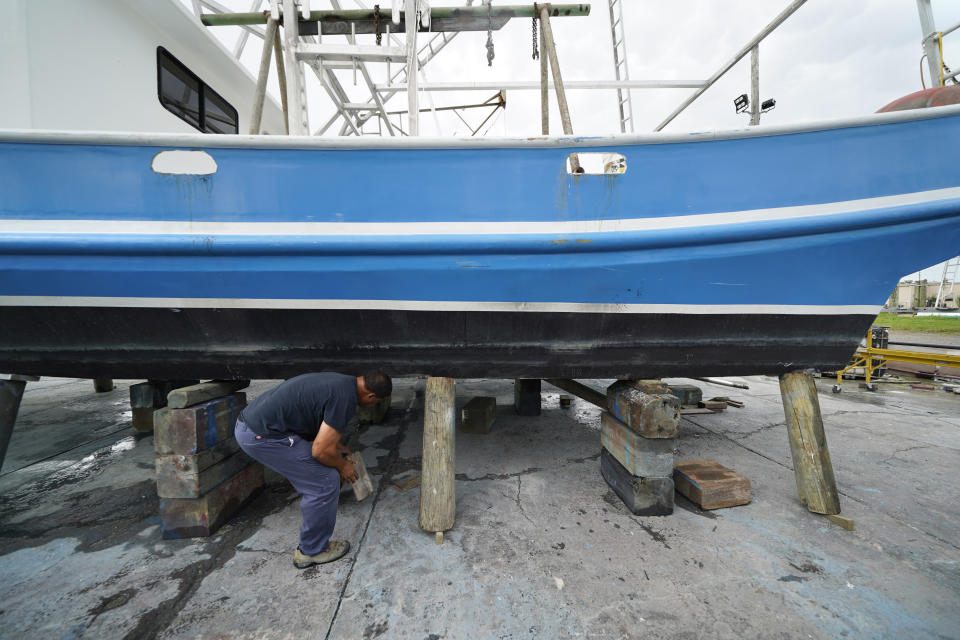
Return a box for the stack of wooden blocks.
[600,380,680,516]
[153,381,264,539]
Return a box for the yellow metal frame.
[835,330,960,385]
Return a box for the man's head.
[357,371,392,407]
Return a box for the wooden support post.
[420,377,456,537]
[93,378,114,393]
[250,16,279,134]
[273,23,289,134]
[779,371,841,515]
[539,3,580,172]
[514,379,541,416]
[539,16,549,135]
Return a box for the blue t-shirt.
[240,373,356,440]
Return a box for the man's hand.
[312,423,355,481]
[339,459,359,483]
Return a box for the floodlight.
[733,94,749,113]
[761,99,776,113]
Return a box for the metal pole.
[916,0,942,86]
[250,16,279,135]
[273,24,289,134]
[201,4,591,26]
[405,0,419,136]
[281,0,307,135]
[540,14,549,135]
[749,45,760,126]
[539,5,574,135]
[655,0,807,131]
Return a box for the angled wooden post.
[420,377,456,543]
[779,371,841,514]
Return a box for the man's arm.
[312,423,358,483]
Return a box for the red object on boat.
[877,86,960,112]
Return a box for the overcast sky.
[198,0,959,280]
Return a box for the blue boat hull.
[2,108,959,378]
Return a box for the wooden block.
[155,444,252,499]
[93,378,114,393]
[159,462,264,539]
[601,449,673,516]
[600,412,675,477]
[702,400,727,411]
[153,392,247,455]
[357,394,391,424]
[349,452,374,501]
[632,379,670,394]
[514,379,541,416]
[825,514,855,531]
[668,384,702,406]
[673,459,751,509]
[167,380,250,409]
[132,407,159,432]
[130,379,199,409]
[605,381,679,438]
[461,396,496,434]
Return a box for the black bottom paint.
[0,306,875,379]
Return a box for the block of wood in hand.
[349,452,374,501]
[673,459,750,509]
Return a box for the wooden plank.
[514,379,541,416]
[349,452,374,501]
[167,380,250,409]
[600,449,673,516]
[420,377,456,533]
[544,379,606,408]
[461,396,496,434]
[153,392,247,455]
[159,462,264,539]
[155,444,251,499]
[605,381,679,438]
[779,372,841,515]
[600,412,675,477]
[673,459,751,509]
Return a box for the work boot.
[293,540,351,568]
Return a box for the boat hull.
[3,107,960,379]
[0,306,873,379]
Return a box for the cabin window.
[157,47,238,134]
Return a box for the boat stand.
[0,374,39,472]
[779,371,846,524]
[419,377,456,544]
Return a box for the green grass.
[873,312,960,335]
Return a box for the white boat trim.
[0,296,881,315]
[3,186,958,237]
[2,104,960,150]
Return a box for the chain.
[373,4,382,46]
[485,0,495,66]
[531,4,539,60]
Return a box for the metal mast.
[607,0,634,133]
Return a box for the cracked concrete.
[0,374,958,639]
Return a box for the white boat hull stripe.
[0,296,880,315]
[3,186,959,237]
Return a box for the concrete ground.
[0,372,958,640]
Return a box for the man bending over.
[234,371,392,568]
